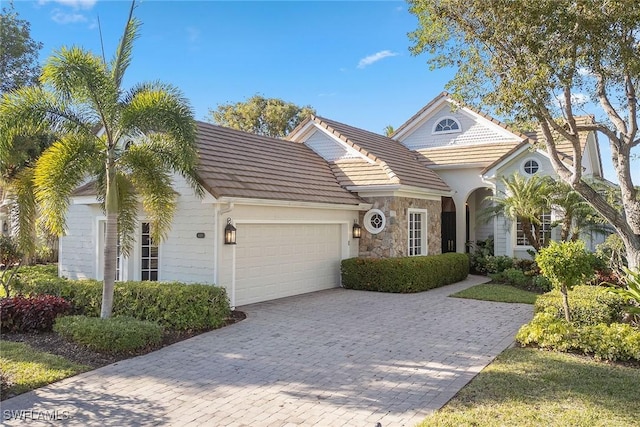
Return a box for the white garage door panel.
[235,224,342,306]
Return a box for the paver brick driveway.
[2,276,532,426]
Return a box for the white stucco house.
[59,92,603,306]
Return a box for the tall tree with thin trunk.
[0,0,202,317]
[409,0,640,268]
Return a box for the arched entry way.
[441,187,493,254]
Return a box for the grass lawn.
[451,283,538,304]
[0,341,89,400]
[418,347,640,427]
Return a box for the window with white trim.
[516,212,551,246]
[408,209,428,256]
[433,117,461,134]
[140,222,158,281]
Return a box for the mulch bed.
[1,310,246,369]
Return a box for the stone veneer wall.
[358,196,442,258]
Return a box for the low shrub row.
[13,276,230,331]
[535,285,628,326]
[0,295,71,332]
[54,316,163,353]
[517,311,640,362]
[341,253,469,293]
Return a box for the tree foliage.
[537,240,596,321]
[0,2,43,94]
[409,0,640,268]
[209,94,315,138]
[482,173,554,252]
[0,0,202,318]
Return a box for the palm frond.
[111,0,140,88]
[7,167,37,256]
[120,144,177,244]
[42,46,119,128]
[34,134,102,236]
[1,86,97,146]
[121,82,202,196]
[114,173,138,257]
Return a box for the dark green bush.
[341,253,469,293]
[516,311,640,362]
[14,277,230,330]
[54,315,163,353]
[535,285,628,326]
[472,255,515,275]
[490,268,530,288]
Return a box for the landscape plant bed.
[0,310,246,400]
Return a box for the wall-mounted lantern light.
[352,220,362,239]
[224,218,236,245]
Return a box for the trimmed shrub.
[0,295,71,332]
[516,311,579,351]
[535,285,628,326]
[341,253,469,293]
[471,255,514,275]
[517,311,640,362]
[54,315,163,353]
[14,277,230,331]
[490,268,530,288]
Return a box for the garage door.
[235,223,342,306]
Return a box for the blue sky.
[11,0,639,183]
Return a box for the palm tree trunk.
[101,165,118,319]
[522,218,540,251]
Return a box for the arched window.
[432,117,461,134]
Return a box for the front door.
[441,212,456,253]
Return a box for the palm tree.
[0,1,202,317]
[481,173,553,252]
[549,180,609,243]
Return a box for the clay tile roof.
[195,121,363,205]
[418,142,523,168]
[330,158,393,187]
[312,116,451,193]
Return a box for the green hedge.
[341,253,469,293]
[13,276,230,331]
[516,311,640,362]
[535,285,628,326]
[54,315,163,353]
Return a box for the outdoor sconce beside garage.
[352,221,362,239]
[224,218,236,245]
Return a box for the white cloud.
[39,0,97,9]
[577,67,593,76]
[553,92,590,109]
[357,50,399,69]
[51,9,88,24]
